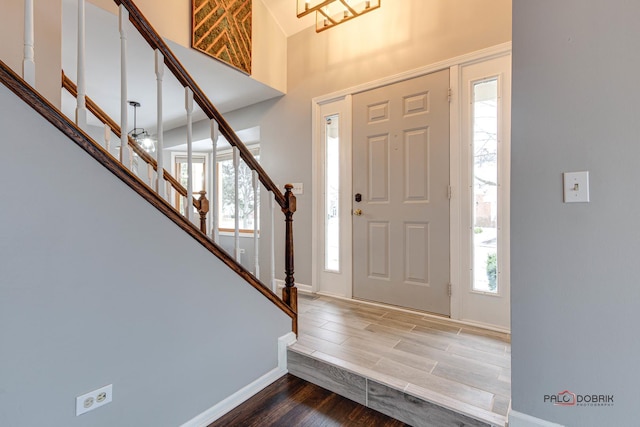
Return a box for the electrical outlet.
[76,384,112,416]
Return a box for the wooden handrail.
[113,0,286,209]
[1,59,295,321]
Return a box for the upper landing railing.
[10,0,298,333]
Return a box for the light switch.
[563,171,589,203]
[291,183,303,195]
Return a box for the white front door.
[352,70,451,315]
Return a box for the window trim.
[215,145,260,234]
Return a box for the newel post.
[194,190,209,234]
[281,184,298,334]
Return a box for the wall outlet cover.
[76,384,113,416]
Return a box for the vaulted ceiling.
[261,0,316,37]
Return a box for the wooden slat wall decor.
[192,0,252,75]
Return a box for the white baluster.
[22,0,35,86]
[270,194,276,292]
[185,87,194,222]
[183,194,188,217]
[75,0,87,128]
[233,146,240,261]
[253,170,260,278]
[210,120,219,242]
[104,123,111,153]
[155,50,166,199]
[147,164,154,187]
[119,5,130,167]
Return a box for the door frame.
[454,55,512,331]
[311,42,512,327]
[311,95,354,298]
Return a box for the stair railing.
[61,71,210,234]
[12,0,298,333]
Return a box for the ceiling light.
[297,0,381,33]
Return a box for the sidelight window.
[471,78,499,293]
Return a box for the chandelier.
[297,0,381,33]
[128,101,156,153]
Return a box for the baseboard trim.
[313,292,510,334]
[275,279,312,294]
[278,331,297,369]
[180,332,295,427]
[508,410,564,427]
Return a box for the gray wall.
[0,84,291,426]
[511,1,640,425]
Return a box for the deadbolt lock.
[353,209,363,216]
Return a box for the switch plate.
[563,171,590,203]
[291,183,303,195]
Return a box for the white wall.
[0,0,62,107]
[0,83,291,426]
[511,1,640,425]
[87,0,287,93]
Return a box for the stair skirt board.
[287,348,505,427]
[181,332,296,427]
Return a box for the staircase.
[2,0,297,325]
[0,1,298,426]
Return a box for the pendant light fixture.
[128,101,156,153]
[297,0,381,33]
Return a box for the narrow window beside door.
[325,115,340,272]
[472,78,499,293]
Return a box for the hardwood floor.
[208,374,409,427]
[290,293,511,426]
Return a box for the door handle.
[353,209,363,216]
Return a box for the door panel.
[404,222,429,285]
[368,135,390,201]
[368,222,390,278]
[353,70,450,315]
[405,128,429,201]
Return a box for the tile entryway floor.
[290,293,511,426]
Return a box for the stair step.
[287,346,505,427]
